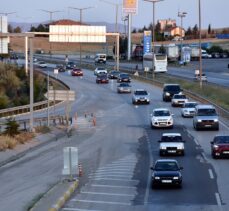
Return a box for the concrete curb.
[48,180,79,211]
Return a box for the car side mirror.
[180,167,183,170]
[150,167,154,170]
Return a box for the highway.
[1,66,229,210]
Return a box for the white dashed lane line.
[70,199,131,206]
[215,192,222,210]
[208,169,214,179]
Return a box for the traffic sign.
[123,0,138,14]
[44,90,75,101]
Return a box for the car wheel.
[150,123,154,129]
[181,151,185,156]
[212,153,217,159]
[178,183,182,189]
[159,151,163,156]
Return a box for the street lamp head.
[143,0,164,3]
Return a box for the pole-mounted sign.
[123,0,138,14]
[143,30,152,55]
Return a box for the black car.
[117,73,131,83]
[108,71,120,79]
[56,64,65,72]
[96,74,109,84]
[151,159,183,188]
[65,62,76,70]
[162,84,182,102]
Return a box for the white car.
[171,94,188,107]
[181,102,198,117]
[132,89,150,104]
[158,133,185,156]
[37,61,47,68]
[150,108,174,129]
[94,67,107,76]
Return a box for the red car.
[211,135,229,158]
[72,68,83,76]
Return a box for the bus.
[143,53,168,73]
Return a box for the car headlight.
[154,176,160,180]
[173,177,179,180]
[214,119,218,122]
[197,119,202,122]
[183,109,188,113]
[213,145,219,149]
[178,92,183,94]
[178,146,184,150]
[165,92,170,96]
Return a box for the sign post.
[143,31,152,55]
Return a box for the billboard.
[143,31,152,55]
[123,0,138,14]
[0,16,9,54]
[49,25,106,43]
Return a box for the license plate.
[159,123,166,125]
[162,180,172,183]
[168,150,176,153]
[205,125,212,127]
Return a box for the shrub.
[4,119,20,137]
[35,125,51,134]
[15,132,35,144]
[0,136,17,151]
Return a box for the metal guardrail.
[0,70,70,118]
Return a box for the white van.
[95,54,106,64]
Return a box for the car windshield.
[214,136,229,144]
[155,161,179,171]
[184,103,197,108]
[97,68,106,70]
[98,75,107,79]
[197,108,217,116]
[120,83,130,87]
[161,136,182,142]
[135,90,148,95]
[120,74,129,78]
[173,95,186,99]
[154,110,170,116]
[164,85,180,92]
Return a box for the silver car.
[132,89,150,104]
[181,102,198,117]
[171,94,188,107]
[193,105,219,130]
[117,83,131,93]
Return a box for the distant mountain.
[9,20,138,33]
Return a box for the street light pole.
[144,0,164,80]
[198,0,203,88]
[178,11,187,54]
[69,6,94,67]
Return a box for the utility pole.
[127,14,132,61]
[178,11,187,55]
[143,0,164,79]
[100,0,121,69]
[68,6,94,67]
[41,9,61,126]
[198,0,203,89]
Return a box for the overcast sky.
[1,0,228,29]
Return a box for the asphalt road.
[0,67,229,211]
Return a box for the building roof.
[50,19,88,26]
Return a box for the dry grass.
[0,136,17,151]
[35,125,51,134]
[15,132,35,144]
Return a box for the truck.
[181,47,191,63]
[191,47,199,61]
[155,44,179,62]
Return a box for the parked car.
[171,94,188,107]
[37,61,47,68]
[72,68,83,76]
[151,159,183,188]
[96,74,109,84]
[181,102,198,117]
[193,105,219,131]
[108,71,120,79]
[132,89,150,104]
[194,73,208,82]
[150,108,174,129]
[211,52,220,58]
[117,83,131,93]
[117,73,131,83]
[162,84,183,102]
[158,133,185,156]
[211,135,229,158]
[94,67,107,76]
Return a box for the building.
[164,26,185,38]
[158,19,176,31]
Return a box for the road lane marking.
[215,192,222,209]
[70,199,131,206]
[89,175,133,179]
[90,184,136,189]
[201,152,207,161]
[90,178,139,182]
[208,169,214,179]
[194,138,200,146]
[63,208,101,211]
[94,169,134,173]
[80,191,135,197]
[90,172,133,177]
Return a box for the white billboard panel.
[0,16,8,54]
[123,0,138,14]
[49,25,106,43]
